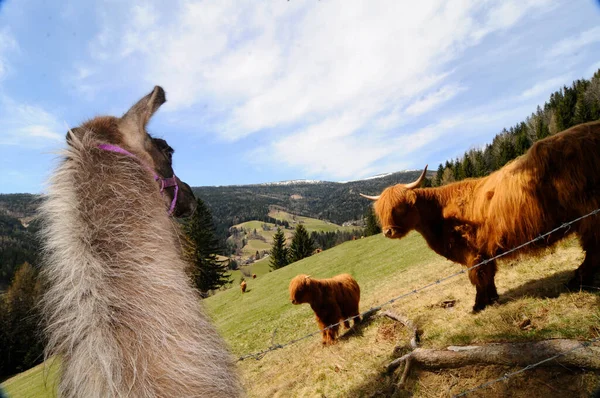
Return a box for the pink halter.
[97,143,179,216]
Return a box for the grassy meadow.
[3,233,600,397]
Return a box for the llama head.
[69,86,197,217]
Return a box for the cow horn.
[360,193,380,201]
[404,165,428,189]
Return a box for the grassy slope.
[268,209,358,233]
[229,256,271,283]
[1,359,59,398]
[4,233,599,397]
[204,233,600,397]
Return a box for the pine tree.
[473,150,486,177]
[461,154,474,178]
[288,224,316,263]
[270,227,289,270]
[364,206,381,237]
[435,164,444,186]
[183,198,231,294]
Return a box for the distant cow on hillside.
[361,121,600,312]
[289,274,360,344]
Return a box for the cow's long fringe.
[40,132,243,397]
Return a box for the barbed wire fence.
[237,207,600,395]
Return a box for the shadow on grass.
[338,309,380,342]
[498,269,600,305]
[498,270,576,303]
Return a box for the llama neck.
[41,143,242,397]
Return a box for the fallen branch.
[380,310,420,349]
[379,309,421,388]
[397,339,600,370]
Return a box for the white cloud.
[405,85,466,116]
[0,28,18,81]
[520,75,570,99]
[548,26,600,58]
[0,97,63,147]
[72,0,549,176]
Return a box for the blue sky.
[1,0,600,193]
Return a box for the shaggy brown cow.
[252,274,257,279]
[289,274,361,344]
[240,280,247,293]
[361,121,600,312]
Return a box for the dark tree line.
[0,215,41,290]
[310,229,363,251]
[0,262,45,380]
[432,70,600,186]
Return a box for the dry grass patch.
[208,234,599,397]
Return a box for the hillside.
[226,209,362,280]
[5,233,599,397]
[193,169,431,239]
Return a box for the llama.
[40,86,244,397]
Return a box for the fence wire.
[453,336,600,397]
[238,207,600,361]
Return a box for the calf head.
[289,274,320,305]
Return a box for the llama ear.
[119,86,166,141]
[66,127,84,146]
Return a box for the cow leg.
[343,308,360,329]
[352,302,361,326]
[318,312,340,345]
[468,259,498,313]
[316,317,330,345]
[327,325,339,344]
[568,230,600,290]
[353,312,361,327]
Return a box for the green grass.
[4,233,599,397]
[268,209,358,233]
[204,233,435,356]
[2,358,58,398]
[229,256,272,283]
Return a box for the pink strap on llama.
[97,143,179,216]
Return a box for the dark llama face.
[69,86,197,217]
[149,137,197,218]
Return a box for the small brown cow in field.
[252,274,257,279]
[362,121,600,312]
[240,280,247,293]
[289,274,360,345]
